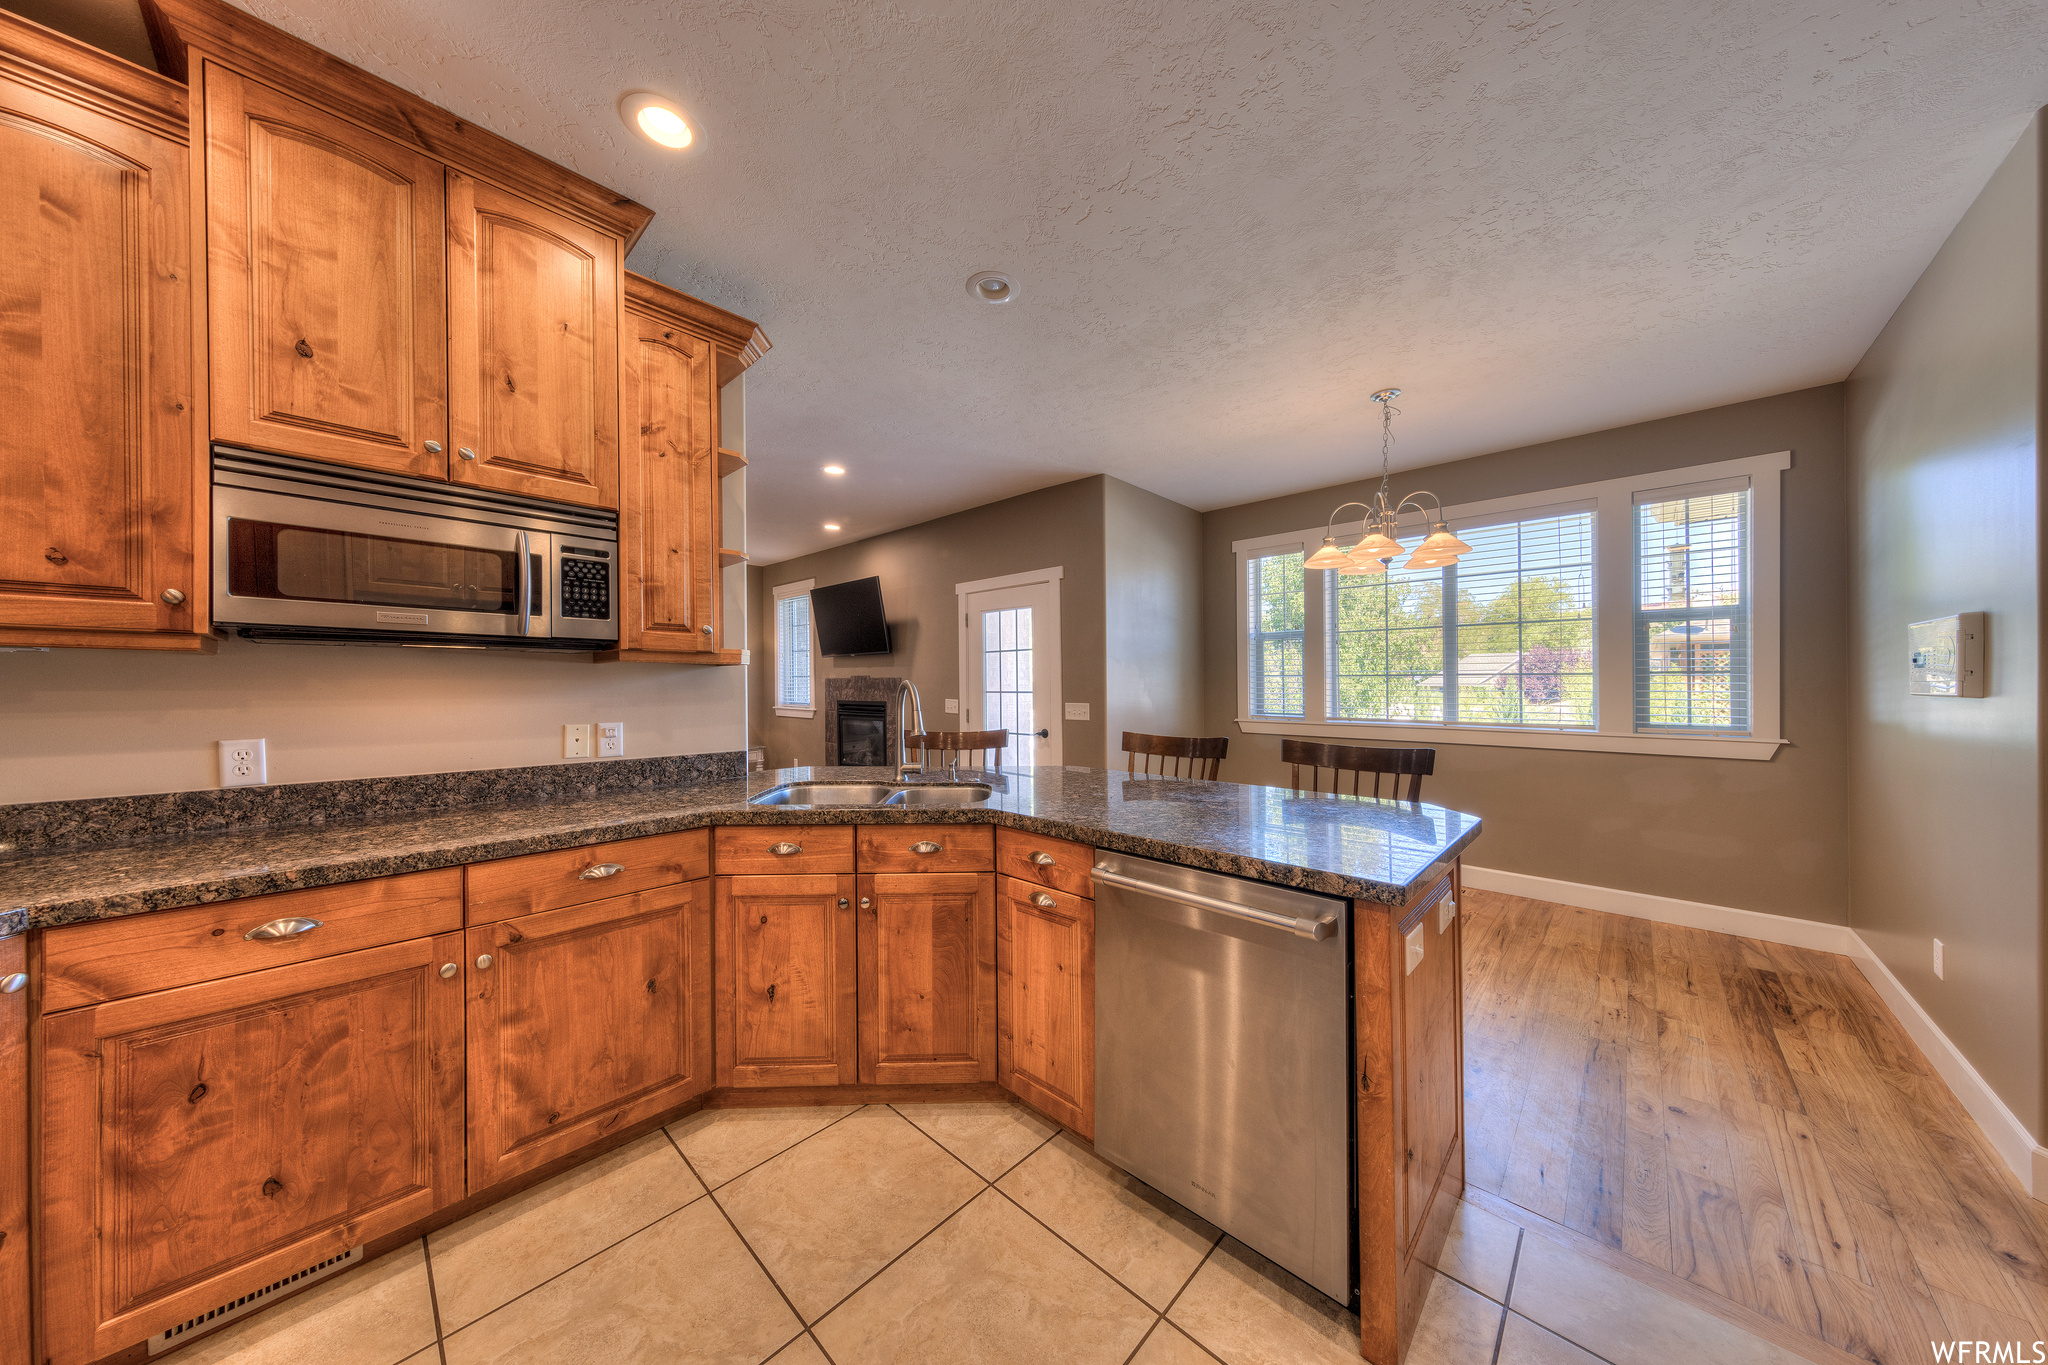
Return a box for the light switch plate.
[1438,897,1457,933]
[218,739,267,788]
[596,721,625,758]
[564,724,592,758]
[1063,702,1090,721]
[944,698,959,714]
[1405,924,1426,975]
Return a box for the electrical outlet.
[564,723,592,758]
[1438,896,1457,933]
[1063,702,1090,721]
[1404,924,1426,975]
[218,738,267,788]
[596,721,626,758]
[1933,938,1944,979]
[944,698,959,714]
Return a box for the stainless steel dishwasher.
[1092,850,1353,1304]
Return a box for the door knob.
[160,588,186,606]
[458,447,478,461]
[859,897,873,911]
[425,440,443,454]
[702,625,714,635]
[476,954,494,970]
[439,963,459,979]
[838,897,850,909]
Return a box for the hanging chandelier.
[1303,389,1470,576]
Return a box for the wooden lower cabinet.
[857,872,997,1085]
[995,875,1095,1137]
[39,934,466,1365]
[0,936,28,1365]
[1357,865,1464,1365]
[467,881,713,1191]
[715,874,858,1088]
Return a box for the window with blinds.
[1633,483,1749,732]
[1327,510,1595,728]
[775,591,812,709]
[1247,549,1306,717]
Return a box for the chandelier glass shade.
[1307,390,1467,577]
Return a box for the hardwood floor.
[1462,888,2048,1365]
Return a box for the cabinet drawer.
[856,823,994,873]
[715,824,855,875]
[995,827,1095,899]
[466,830,710,923]
[41,869,463,1012]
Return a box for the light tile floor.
[180,1103,1808,1365]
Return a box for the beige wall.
[1200,386,1854,923]
[749,478,1110,769]
[1846,116,2043,1134]
[0,639,747,803]
[1103,479,1206,766]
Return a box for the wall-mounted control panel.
[1908,612,1987,697]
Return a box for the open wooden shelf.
[716,447,747,478]
[716,547,749,567]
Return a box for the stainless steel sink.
[748,784,899,807]
[748,782,993,808]
[882,785,992,807]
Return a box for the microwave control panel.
[560,553,613,620]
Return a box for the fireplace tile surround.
[823,675,906,767]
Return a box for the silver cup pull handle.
[245,917,323,941]
[579,862,625,880]
[1030,851,1056,867]
[770,842,802,856]
[910,841,942,855]
[1031,892,1057,908]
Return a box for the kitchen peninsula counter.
[1,766,1482,929]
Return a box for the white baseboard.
[1462,863,2045,1200]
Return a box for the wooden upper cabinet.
[467,882,712,1191]
[858,872,997,1085]
[0,16,205,650]
[203,63,447,478]
[715,874,858,1088]
[447,172,619,509]
[618,301,718,655]
[39,934,466,1365]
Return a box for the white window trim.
[1231,451,1791,761]
[772,577,816,718]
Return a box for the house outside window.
[1232,451,1788,760]
[772,579,816,717]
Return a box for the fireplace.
[836,701,888,768]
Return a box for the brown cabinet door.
[1398,887,1463,1256]
[204,64,448,478]
[39,934,466,1365]
[617,304,718,654]
[715,874,857,1088]
[467,881,712,1191]
[0,54,199,642]
[858,872,997,1085]
[996,877,1094,1136]
[447,171,619,509]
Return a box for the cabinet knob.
[245,916,322,941]
[859,897,874,912]
[1030,851,1056,867]
[702,624,715,635]
[160,588,186,606]
[458,447,478,461]
[1030,892,1057,908]
[838,897,849,909]
[770,842,802,857]
[439,962,459,979]
[476,954,494,970]
[425,440,443,454]
[910,841,942,855]
[0,973,25,994]
[579,862,625,880]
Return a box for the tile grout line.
[678,1103,868,1195]
[888,1100,1065,1186]
[1489,1228,1523,1365]
[788,1184,991,1330]
[988,1180,1201,1319]
[1154,1238,1230,1364]
[420,1235,450,1365]
[677,1137,833,1365]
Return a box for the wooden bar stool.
[1121,732,1228,781]
[906,729,1010,773]
[1281,738,1434,802]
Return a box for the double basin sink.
[748,782,994,808]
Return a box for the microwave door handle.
[517,531,532,636]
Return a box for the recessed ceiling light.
[822,465,845,476]
[619,92,695,151]
[823,523,841,532]
[966,271,1014,305]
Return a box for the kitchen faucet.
[896,679,926,779]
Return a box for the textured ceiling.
[237,0,2048,562]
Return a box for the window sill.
[774,707,816,719]
[1234,717,1786,761]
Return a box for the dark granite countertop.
[0,766,1482,930]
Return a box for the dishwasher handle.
[1091,866,1339,941]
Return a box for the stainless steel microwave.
[211,447,619,650]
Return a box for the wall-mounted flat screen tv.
[811,576,891,655]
